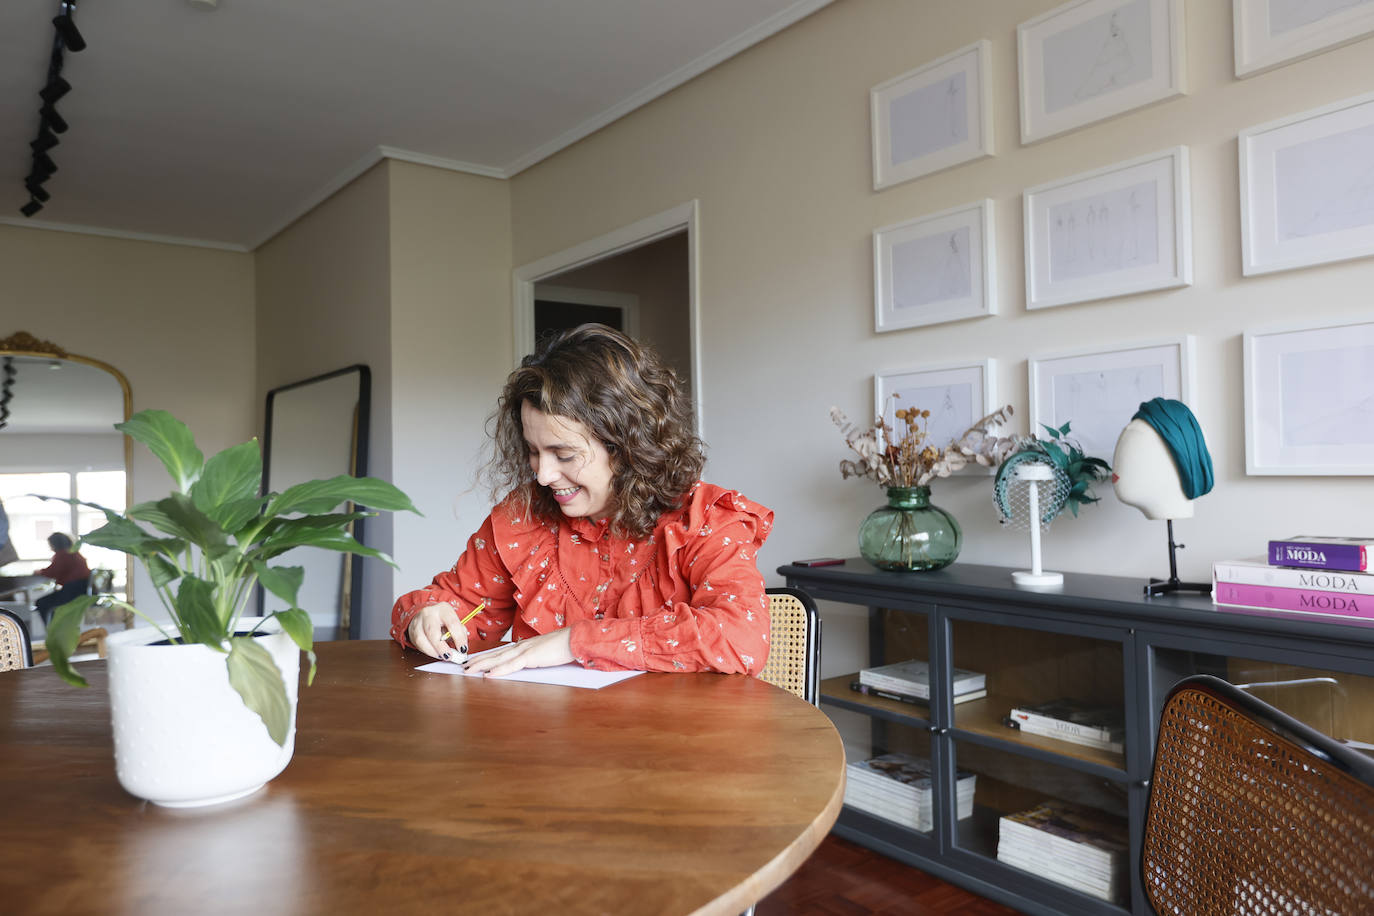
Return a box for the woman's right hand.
[407,602,469,661]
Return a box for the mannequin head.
[1111,398,1214,521]
[1112,419,1193,519]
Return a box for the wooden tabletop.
[0,640,845,915]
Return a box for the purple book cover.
[1214,582,1374,620]
[1268,537,1370,572]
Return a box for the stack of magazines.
[1212,536,1374,621]
[1005,698,1124,753]
[844,752,976,833]
[997,801,1128,903]
[851,659,987,706]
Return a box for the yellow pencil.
[441,601,485,644]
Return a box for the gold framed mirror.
[0,331,134,629]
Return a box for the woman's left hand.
[463,627,574,677]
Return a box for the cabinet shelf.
[820,674,932,726]
[785,559,1374,916]
[955,693,1127,771]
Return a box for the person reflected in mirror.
[35,533,91,624]
[391,323,773,678]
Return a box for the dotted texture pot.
[858,486,961,571]
[105,618,298,807]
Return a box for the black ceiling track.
[20,1,88,218]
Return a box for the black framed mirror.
[259,365,370,640]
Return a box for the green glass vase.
[858,485,961,572]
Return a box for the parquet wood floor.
[755,833,1022,915]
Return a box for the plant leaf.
[43,595,101,688]
[217,496,270,536]
[117,409,204,492]
[254,523,396,566]
[146,493,228,551]
[271,608,316,686]
[266,475,419,518]
[174,575,225,645]
[225,637,291,747]
[145,554,182,590]
[191,440,263,522]
[253,561,304,608]
[77,514,182,560]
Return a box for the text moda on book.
[1267,536,1373,572]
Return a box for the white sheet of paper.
[416,648,643,689]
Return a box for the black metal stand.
[1145,519,1212,597]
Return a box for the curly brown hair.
[488,323,705,539]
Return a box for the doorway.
[513,201,700,429]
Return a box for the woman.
[35,532,91,624]
[391,324,772,678]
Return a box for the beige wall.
[0,224,256,614]
[508,0,1374,675]
[385,161,513,638]
[255,162,397,635]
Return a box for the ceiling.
[1,0,829,252]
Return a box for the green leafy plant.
[1031,421,1112,517]
[40,409,418,746]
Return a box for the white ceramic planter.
[105,617,299,808]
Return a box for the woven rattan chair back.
[0,607,33,671]
[758,588,820,705]
[1142,675,1374,915]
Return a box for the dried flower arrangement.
[830,398,1021,488]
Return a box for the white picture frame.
[874,199,996,332]
[871,40,994,191]
[1243,318,1374,475]
[1234,0,1374,78]
[1239,90,1374,277]
[1017,0,1185,145]
[1024,146,1191,310]
[1029,337,1195,461]
[874,360,998,472]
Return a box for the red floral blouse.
[390,482,773,675]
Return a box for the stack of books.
[850,659,987,706]
[844,752,976,832]
[1213,536,1374,621]
[996,801,1128,903]
[1004,699,1124,753]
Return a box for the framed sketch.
[874,360,997,468]
[1244,318,1374,475]
[1024,146,1191,310]
[1240,90,1374,276]
[1017,0,1185,145]
[871,40,994,191]
[1029,337,1194,460]
[1235,0,1374,78]
[874,199,996,332]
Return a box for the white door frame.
[512,200,702,434]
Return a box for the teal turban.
[1131,398,1214,500]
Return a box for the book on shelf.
[1213,557,1372,595]
[1213,581,1373,621]
[1268,536,1372,572]
[843,752,975,833]
[857,659,986,699]
[849,681,987,706]
[996,801,1128,903]
[1005,698,1125,753]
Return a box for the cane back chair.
[758,587,821,705]
[1142,674,1374,915]
[0,607,33,671]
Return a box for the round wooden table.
[0,640,844,915]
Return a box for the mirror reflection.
[0,333,132,643]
